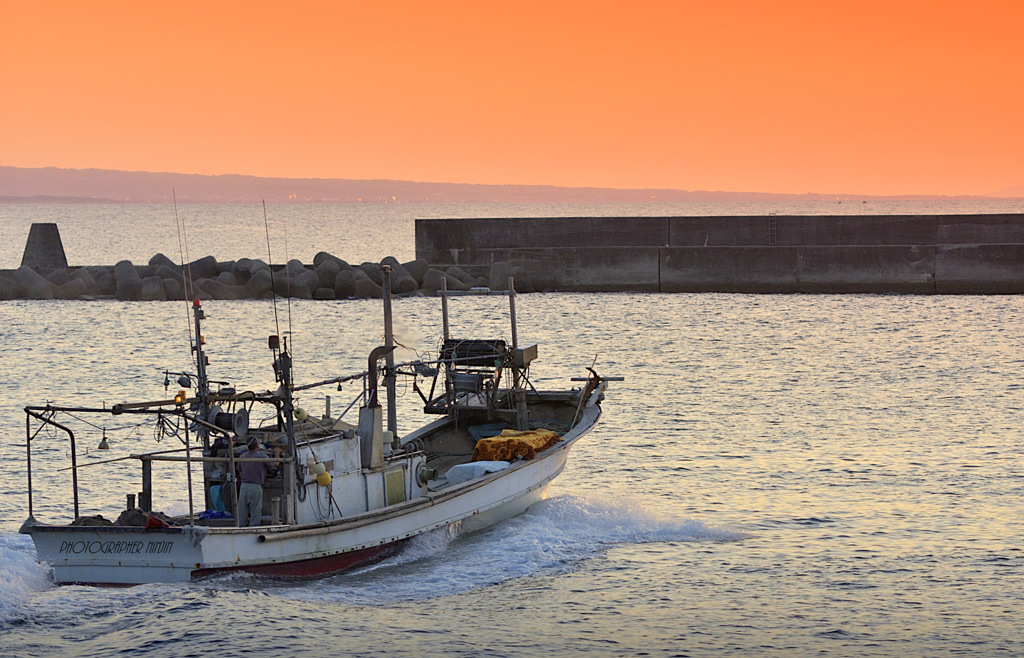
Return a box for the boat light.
[174,390,187,405]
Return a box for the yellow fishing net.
[471,428,561,461]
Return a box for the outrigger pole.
[23,409,80,520]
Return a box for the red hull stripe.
[191,539,407,579]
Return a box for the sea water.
[0,200,1023,656]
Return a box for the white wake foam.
[271,493,744,605]
[0,533,52,624]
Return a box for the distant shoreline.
[1,166,1015,204]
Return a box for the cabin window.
[384,467,406,506]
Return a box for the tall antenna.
[173,188,196,365]
[284,211,294,366]
[263,200,282,341]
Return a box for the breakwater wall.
[5,215,1023,300]
[415,214,1024,294]
[2,223,508,301]
[0,251,503,301]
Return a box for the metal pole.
[184,421,194,524]
[507,277,528,430]
[382,265,398,436]
[279,351,295,525]
[69,424,80,519]
[25,415,33,519]
[25,409,79,519]
[141,457,152,513]
[193,301,209,398]
[508,276,518,349]
[441,277,449,341]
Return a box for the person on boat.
[236,436,280,526]
[208,434,240,513]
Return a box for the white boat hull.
[30,414,589,585]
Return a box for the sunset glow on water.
[0,202,1022,655]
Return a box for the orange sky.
[2,0,1022,196]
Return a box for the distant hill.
[0,165,1003,204]
[991,185,1024,198]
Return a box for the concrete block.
[357,262,384,286]
[313,251,349,269]
[353,268,383,298]
[45,269,71,286]
[186,255,219,279]
[21,223,68,269]
[163,278,184,300]
[508,266,534,293]
[189,279,214,300]
[334,270,357,299]
[445,265,476,286]
[315,259,341,289]
[488,262,511,290]
[401,258,429,285]
[313,287,336,300]
[54,278,88,300]
[381,256,417,293]
[283,260,319,291]
[154,264,185,285]
[272,278,312,299]
[82,266,114,294]
[114,260,142,300]
[149,253,179,269]
[421,268,467,294]
[244,269,273,297]
[14,266,56,299]
[71,268,100,296]
[139,276,168,301]
[200,278,249,300]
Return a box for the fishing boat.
[20,267,616,585]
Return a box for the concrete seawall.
[5,215,1023,300]
[415,214,1024,294]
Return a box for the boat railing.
[22,403,295,527]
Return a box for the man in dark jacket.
[236,436,279,526]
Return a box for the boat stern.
[28,524,204,585]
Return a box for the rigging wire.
[284,211,294,372]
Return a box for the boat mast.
[269,332,295,523]
[192,299,211,430]
[189,299,208,524]
[507,278,529,430]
